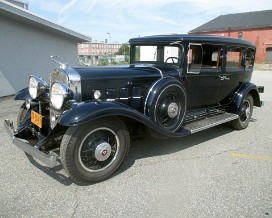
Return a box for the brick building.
[78,42,122,65]
[189,10,272,63]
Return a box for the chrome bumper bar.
[4,119,58,168]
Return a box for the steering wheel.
[165,57,179,63]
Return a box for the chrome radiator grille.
[49,68,81,128]
[49,68,82,102]
[49,69,69,88]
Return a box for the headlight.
[94,90,102,100]
[29,76,48,99]
[50,82,73,110]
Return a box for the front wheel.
[60,117,130,183]
[231,94,254,130]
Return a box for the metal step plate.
[184,113,239,134]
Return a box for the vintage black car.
[5,34,263,183]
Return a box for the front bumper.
[4,119,58,168]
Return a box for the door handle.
[218,75,230,80]
[218,76,225,80]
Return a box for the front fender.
[58,101,189,137]
[15,88,31,101]
[59,101,152,126]
[229,82,261,113]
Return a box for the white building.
[0,0,91,97]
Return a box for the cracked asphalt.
[0,70,271,217]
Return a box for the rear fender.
[229,82,261,113]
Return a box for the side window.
[202,45,222,68]
[226,47,243,69]
[245,48,255,69]
[188,44,202,73]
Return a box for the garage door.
[266,47,272,63]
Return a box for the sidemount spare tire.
[145,77,186,132]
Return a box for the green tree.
[98,58,108,66]
[115,43,130,56]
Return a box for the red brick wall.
[190,28,272,63]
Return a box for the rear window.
[226,47,243,69]
[245,48,255,69]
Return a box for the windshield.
[130,44,183,66]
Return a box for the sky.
[27,0,272,43]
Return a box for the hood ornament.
[50,55,68,70]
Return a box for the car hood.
[73,64,179,80]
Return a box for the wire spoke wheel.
[231,94,253,130]
[79,128,119,172]
[146,81,186,132]
[60,118,130,183]
[240,99,251,123]
[156,92,181,128]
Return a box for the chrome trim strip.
[106,99,116,102]
[4,120,58,168]
[134,64,164,78]
[149,66,164,78]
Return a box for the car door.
[184,43,222,110]
[218,45,246,105]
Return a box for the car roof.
[129,34,255,48]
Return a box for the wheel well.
[248,89,261,107]
[117,116,145,140]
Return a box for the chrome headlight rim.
[28,75,48,99]
[50,81,73,110]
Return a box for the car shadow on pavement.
[25,154,76,186]
[115,123,235,178]
[24,123,235,186]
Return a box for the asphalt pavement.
[0,70,271,217]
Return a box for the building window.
[266,47,272,63]
[238,32,243,39]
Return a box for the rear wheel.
[231,94,253,130]
[60,117,130,183]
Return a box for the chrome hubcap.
[168,102,179,118]
[95,142,112,161]
[240,99,251,123]
[245,107,251,118]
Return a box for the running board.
[183,113,238,134]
